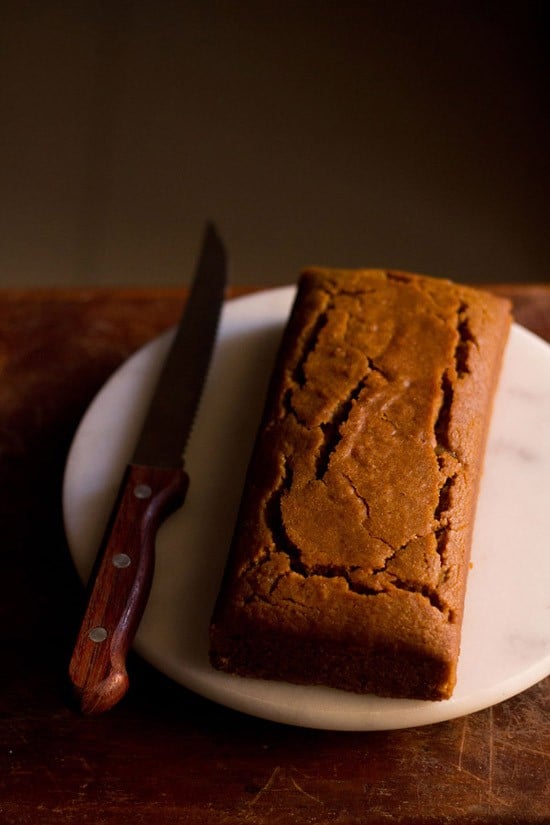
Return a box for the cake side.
[209,269,512,700]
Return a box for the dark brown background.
[1,1,548,288]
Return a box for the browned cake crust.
[209,269,512,700]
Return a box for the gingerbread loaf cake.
[209,269,512,700]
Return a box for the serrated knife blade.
[68,223,228,714]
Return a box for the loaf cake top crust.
[210,269,512,699]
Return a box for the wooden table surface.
[0,284,548,825]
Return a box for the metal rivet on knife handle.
[112,553,131,569]
[134,484,152,499]
[88,627,108,643]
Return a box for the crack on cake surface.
[315,377,369,479]
[292,310,329,387]
[455,302,477,377]
[430,302,475,585]
[342,472,370,519]
[434,370,454,453]
[387,577,449,615]
[434,474,457,522]
[385,271,413,284]
[265,460,296,556]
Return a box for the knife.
[68,222,228,714]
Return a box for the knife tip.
[202,221,228,277]
[203,218,217,234]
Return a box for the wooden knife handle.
[69,463,188,714]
